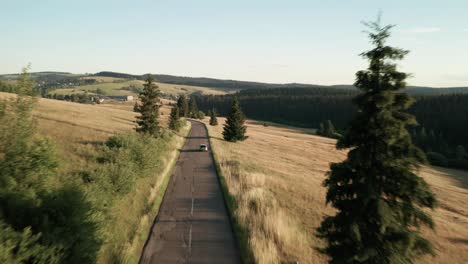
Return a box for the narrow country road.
[139,120,241,264]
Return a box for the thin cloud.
[400,27,441,34]
[464,28,468,32]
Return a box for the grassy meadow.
[204,117,468,264]
[0,92,190,263]
[53,76,228,97]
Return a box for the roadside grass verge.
[91,122,191,263]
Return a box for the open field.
[204,117,468,264]
[0,92,173,142]
[53,77,228,97]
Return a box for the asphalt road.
[139,120,241,264]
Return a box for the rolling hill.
[94,71,468,95]
[0,91,189,263]
[2,71,467,96]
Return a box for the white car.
[199,144,208,152]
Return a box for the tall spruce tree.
[324,120,337,138]
[223,98,247,142]
[169,106,181,131]
[317,18,437,264]
[209,108,218,126]
[188,96,199,118]
[318,122,325,136]
[134,75,161,136]
[176,95,189,117]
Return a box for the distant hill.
[2,71,468,96]
[94,71,323,90]
[94,71,468,95]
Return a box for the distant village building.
[106,95,134,101]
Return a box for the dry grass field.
[204,117,468,264]
[58,77,228,97]
[0,92,176,164]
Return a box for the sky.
[1,0,467,87]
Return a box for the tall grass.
[207,130,312,264]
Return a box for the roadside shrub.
[197,110,205,119]
[83,130,181,263]
[0,220,60,264]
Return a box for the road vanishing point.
[139,120,241,264]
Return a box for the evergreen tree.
[169,106,181,131]
[223,98,247,142]
[176,95,189,117]
[317,18,437,263]
[196,110,205,120]
[419,127,428,151]
[209,108,218,126]
[324,120,337,138]
[0,68,99,263]
[188,96,198,118]
[318,122,325,136]
[134,75,161,136]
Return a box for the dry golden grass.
[62,77,228,96]
[154,82,228,95]
[0,92,173,171]
[204,117,468,264]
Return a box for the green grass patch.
[86,123,191,263]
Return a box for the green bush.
[197,110,205,119]
[83,130,179,263]
[0,94,99,263]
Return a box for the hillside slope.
[94,71,468,95]
[204,118,468,264]
[0,92,189,263]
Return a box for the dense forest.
[196,87,468,169]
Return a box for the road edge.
[137,120,192,263]
[202,120,252,264]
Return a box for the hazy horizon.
[2,0,467,87]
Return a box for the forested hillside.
[3,71,468,95]
[196,88,468,169]
[92,71,468,94]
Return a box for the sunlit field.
[54,77,228,97]
[204,117,468,264]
